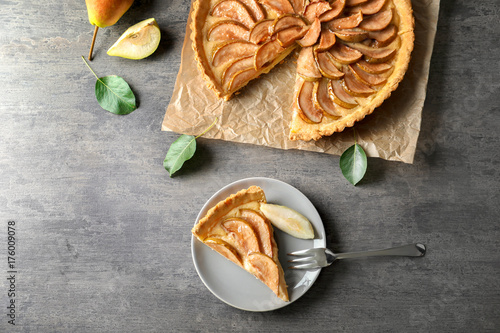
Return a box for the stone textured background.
[0,0,499,332]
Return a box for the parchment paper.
[162,0,439,164]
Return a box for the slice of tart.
[192,186,289,301]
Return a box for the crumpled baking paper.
[162,0,439,164]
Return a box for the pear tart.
[191,0,414,141]
[192,186,289,301]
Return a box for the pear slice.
[328,43,363,64]
[358,8,393,31]
[289,0,306,15]
[356,59,392,74]
[249,19,274,44]
[342,66,375,96]
[318,0,345,22]
[297,46,322,81]
[345,0,369,6]
[204,237,243,267]
[316,27,337,52]
[259,0,295,15]
[349,63,387,86]
[296,17,322,47]
[349,0,386,15]
[276,26,308,47]
[260,203,314,239]
[207,20,250,42]
[368,24,397,47]
[211,0,256,28]
[240,209,274,258]
[334,30,368,43]
[314,78,342,117]
[315,51,345,79]
[107,18,161,60]
[296,79,323,123]
[303,0,332,24]
[247,253,280,296]
[222,218,261,255]
[271,14,307,34]
[254,39,285,70]
[221,56,254,90]
[329,78,358,108]
[211,40,258,67]
[329,10,363,30]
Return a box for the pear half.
[107,18,161,59]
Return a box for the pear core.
[107,18,161,59]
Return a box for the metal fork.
[288,243,426,269]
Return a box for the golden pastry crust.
[192,186,289,302]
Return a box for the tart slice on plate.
[192,186,289,301]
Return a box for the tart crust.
[192,186,289,302]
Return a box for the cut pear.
[107,18,161,60]
[260,203,314,239]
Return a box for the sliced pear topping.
[247,252,280,296]
[328,43,363,64]
[249,19,273,44]
[357,59,392,74]
[211,0,256,29]
[212,40,259,67]
[222,218,261,255]
[316,27,337,52]
[358,8,393,31]
[314,78,342,117]
[271,14,307,34]
[329,78,358,108]
[239,0,266,21]
[297,46,322,80]
[368,24,397,47]
[318,0,345,22]
[296,79,323,123]
[227,68,259,91]
[204,237,243,267]
[296,17,321,47]
[208,20,250,42]
[260,203,315,239]
[221,56,255,89]
[315,51,345,79]
[276,26,308,47]
[348,43,396,63]
[254,39,285,70]
[349,0,386,15]
[329,10,363,30]
[342,66,376,96]
[345,0,369,6]
[107,18,161,60]
[349,63,387,86]
[334,29,368,43]
[303,0,332,24]
[289,0,306,15]
[240,209,273,258]
[259,0,295,15]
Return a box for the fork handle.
[334,243,426,260]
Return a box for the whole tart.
[191,0,414,141]
[192,186,289,301]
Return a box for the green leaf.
[340,143,367,185]
[163,135,196,177]
[81,56,137,115]
[95,75,136,115]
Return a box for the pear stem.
[88,25,99,61]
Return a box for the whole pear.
[85,0,134,60]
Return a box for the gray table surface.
[1,0,499,332]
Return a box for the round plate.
[191,177,326,311]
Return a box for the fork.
[288,243,426,269]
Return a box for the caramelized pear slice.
[212,40,259,67]
[368,24,397,47]
[259,0,295,15]
[349,0,386,15]
[272,14,307,34]
[349,63,387,86]
[254,39,285,70]
[357,59,391,74]
[316,27,337,52]
[297,46,322,81]
[296,79,323,123]
[329,78,358,108]
[315,51,345,79]
[240,209,273,258]
[227,68,259,91]
[318,0,345,22]
[221,56,255,89]
[276,26,308,47]
[208,20,250,42]
[345,0,369,6]
[289,0,306,14]
[247,252,280,296]
[349,43,396,63]
[296,17,321,47]
[314,78,342,117]
[342,66,375,96]
[303,0,332,23]
[249,19,273,44]
[329,10,363,30]
[204,237,243,267]
[328,43,363,64]
[211,0,256,29]
[240,0,266,21]
[334,29,368,42]
[222,218,260,255]
[358,8,393,31]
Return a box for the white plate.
[191,177,326,311]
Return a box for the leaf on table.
[339,143,367,185]
[95,75,137,115]
[163,135,197,177]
